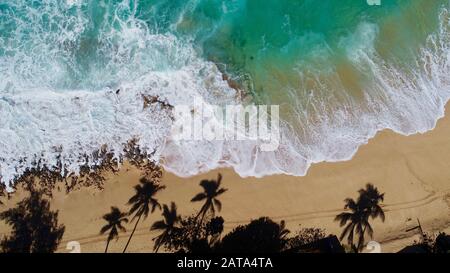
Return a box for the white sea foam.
[0,3,450,189]
[0,0,237,186]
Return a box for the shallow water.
[1,0,449,185]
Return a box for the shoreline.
[1,106,450,253]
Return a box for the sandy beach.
[1,105,450,253]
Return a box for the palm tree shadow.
[335,183,385,252]
[151,202,181,253]
[191,173,228,225]
[0,188,65,253]
[100,206,128,253]
[123,177,166,253]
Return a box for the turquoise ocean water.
[0,0,449,185]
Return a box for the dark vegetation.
[0,186,65,253]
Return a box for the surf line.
[170,96,280,152]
